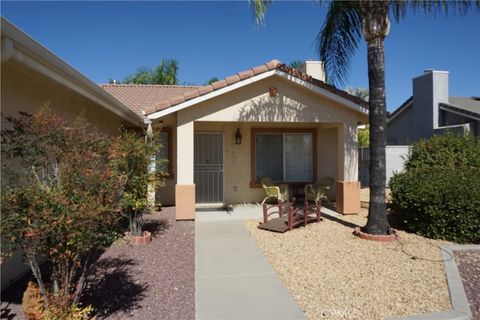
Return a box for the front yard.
[245,206,452,320]
[1,207,195,320]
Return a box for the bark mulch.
[454,250,480,320]
[0,207,195,320]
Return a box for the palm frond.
[250,0,272,25]
[316,1,362,87]
[393,0,479,21]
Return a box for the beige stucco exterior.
[152,75,367,220]
[1,60,136,133]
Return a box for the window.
[252,129,315,184]
[156,127,173,179]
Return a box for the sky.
[2,1,479,111]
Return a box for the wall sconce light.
[235,128,242,145]
[269,87,278,97]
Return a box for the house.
[2,18,368,287]
[102,61,369,220]
[387,69,480,145]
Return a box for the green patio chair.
[260,176,291,223]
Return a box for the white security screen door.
[194,133,224,203]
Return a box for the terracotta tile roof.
[100,60,368,116]
[99,84,198,116]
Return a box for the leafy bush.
[389,133,480,243]
[404,132,480,170]
[1,108,123,307]
[110,128,166,236]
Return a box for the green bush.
[404,132,480,170]
[389,133,480,244]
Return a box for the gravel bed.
[244,208,452,320]
[1,207,195,320]
[454,250,480,319]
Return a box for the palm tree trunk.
[364,36,390,235]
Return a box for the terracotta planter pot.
[125,231,152,245]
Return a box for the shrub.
[109,128,167,236]
[1,107,123,307]
[404,132,480,170]
[389,133,480,243]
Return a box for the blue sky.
[2,1,479,111]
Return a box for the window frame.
[250,128,317,188]
[158,126,174,180]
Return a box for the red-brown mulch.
[454,250,480,320]
[0,207,195,320]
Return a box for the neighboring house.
[1,18,369,287]
[387,69,480,145]
[1,18,143,289]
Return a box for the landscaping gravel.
[244,207,452,320]
[454,250,480,319]
[0,207,195,320]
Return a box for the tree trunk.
[364,36,390,235]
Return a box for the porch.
[173,120,361,220]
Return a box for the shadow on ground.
[82,256,148,319]
[142,218,169,237]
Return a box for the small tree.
[110,128,167,236]
[1,108,123,312]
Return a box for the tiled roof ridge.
[146,59,367,115]
[99,84,199,89]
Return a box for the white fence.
[359,146,411,187]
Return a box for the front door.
[194,133,224,203]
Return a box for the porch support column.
[336,122,360,214]
[175,116,195,220]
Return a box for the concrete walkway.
[195,207,306,320]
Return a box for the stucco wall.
[1,60,132,134]
[387,105,417,145]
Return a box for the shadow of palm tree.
[82,256,148,319]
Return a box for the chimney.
[412,69,449,132]
[300,60,325,82]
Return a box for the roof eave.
[1,17,144,127]
[147,69,368,120]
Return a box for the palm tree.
[252,0,476,235]
[346,87,369,102]
[288,60,305,69]
[124,59,179,85]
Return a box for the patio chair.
[260,176,291,223]
[302,176,334,226]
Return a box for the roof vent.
[424,69,435,73]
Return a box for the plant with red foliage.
[1,107,123,308]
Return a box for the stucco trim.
[439,104,480,121]
[1,17,144,127]
[249,128,318,188]
[147,70,368,120]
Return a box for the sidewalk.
[195,209,306,320]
